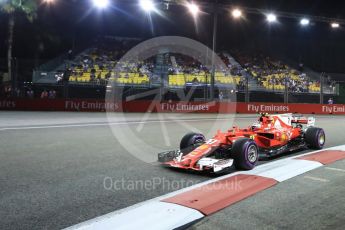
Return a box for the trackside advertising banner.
[1,99,345,114]
[0,99,121,112]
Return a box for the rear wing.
[267,113,316,127]
[291,115,315,127]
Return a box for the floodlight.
[187,2,200,16]
[300,18,310,26]
[43,0,55,3]
[232,9,242,19]
[139,0,155,12]
[331,22,340,28]
[266,13,277,23]
[92,0,110,9]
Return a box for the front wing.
[158,150,233,173]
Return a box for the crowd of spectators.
[61,45,245,88]
[61,39,154,85]
[167,53,208,75]
[232,51,322,93]
[40,89,57,99]
[167,53,243,76]
[165,52,244,88]
[50,41,335,94]
[2,86,24,98]
[0,84,57,99]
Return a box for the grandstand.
[32,42,332,93]
[23,35,338,103]
[33,40,241,89]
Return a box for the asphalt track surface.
[0,112,344,230]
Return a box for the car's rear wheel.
[232,138,258,170]
[305,127,325,149]
[180,132,206,154]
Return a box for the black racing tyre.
[180,132,206,154]
[232,138,259,170]
[305,127,326,149]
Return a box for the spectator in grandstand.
[98,63,104,71]
[48,90,56,99]
[63,68,72,83]
[26,89,34,99]
[4,86,10,98]
[328,98,334,105]
[41,90,48,99]
[96,73,101,85]
[48,90,53,99]
[82,62,88,72]
[105,71,111,79]
[192,77,199,84]
[15,88,21,98]
[219,91,224,101]
[90,69,96,82]
[237,79,246,91]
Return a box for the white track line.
[303,176,330,182]
[324,167,345,173]
[0,117,251,131]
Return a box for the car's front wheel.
[180,132,206,154]
[232,138,259,170]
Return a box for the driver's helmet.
[259,113,271,124]
[251,121,261,130]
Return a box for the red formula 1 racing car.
[158,113,326,173]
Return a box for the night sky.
[1,0,345,72]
